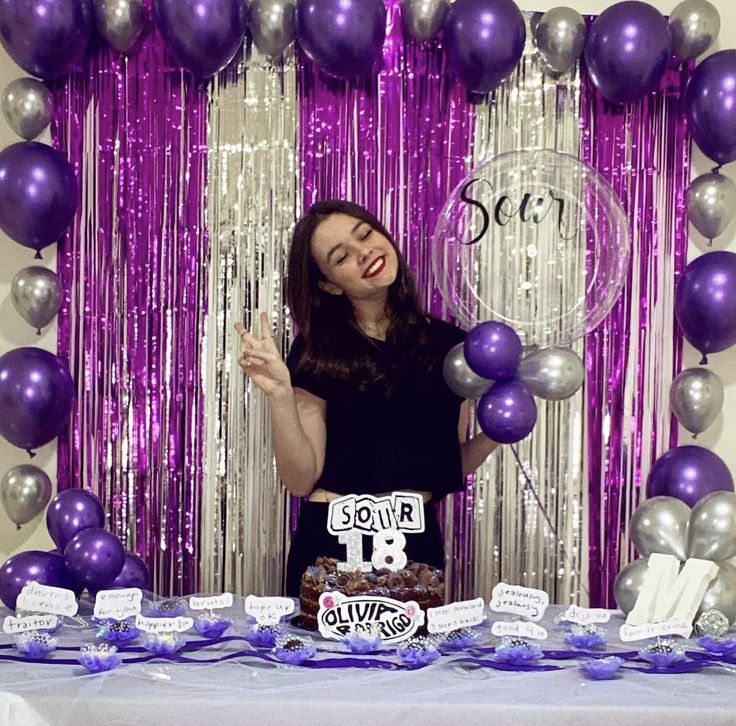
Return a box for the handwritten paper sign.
[317,592,424,644]
[245,595,295,625]
[427,598,485,634]
[135,614,193,633]
[489,583,549,621]
[561,605,611,625]
[94,588,143,621]
[327,493,425,535]
[491,620,548,640]
[3,614,59,634]
[189,593,233,611]
[619,619,692,642]
[16,582,78,617]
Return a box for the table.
[2,600,736,726]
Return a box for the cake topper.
[327,493,425,573]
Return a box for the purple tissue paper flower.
[494,638,544,665]
[78,643,123,673]
[564,624,607,650]
[440,628,479,651]
[580,656,624,680]
[14,632,57,660]
[193,614,231,638]
[697,635,736,656]
[149,598,188,617]
[341,627,382,655]
[273,634,317,665]
[396,637,441,668]
[245,624,284,648]
[638,639,687,668]
[96,620,140,644]
[142,632,186,656]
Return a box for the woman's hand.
[235,312,292,399]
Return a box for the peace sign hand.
[235,312,292,399]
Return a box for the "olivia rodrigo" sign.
[317,591,424,644]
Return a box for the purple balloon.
[464,321,522,380]
[46,488,105,552]
[675,251,736,361]
[584,1,672,104]
[444,0,525,94]
[64,528,125,590]
[0,0,91,79]
[0,550,74,610]
[296,0,386,79]
[647,445,734,508]
[477,380,537,444]
[154,0,247,78]
[686,50,736,166]
[0,142,78,256]
[0,347,74,453]
[99,551,150,591]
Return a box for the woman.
[235,200,499,596]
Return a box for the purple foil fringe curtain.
[580,56,692,606]
[50,23,209,595]
[297,0,474,597]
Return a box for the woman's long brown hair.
[286,200,430,388]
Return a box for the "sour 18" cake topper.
[327,493,425,573]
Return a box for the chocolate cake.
[298,556,445,631]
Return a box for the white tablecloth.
[2,602,736,726]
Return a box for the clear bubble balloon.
[432,149,629,347]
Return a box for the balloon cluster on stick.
[443,321,584,445]
[0,488,149,611]
[615,492,736,624]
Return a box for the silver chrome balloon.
[697,563,736,624]
[670,367,723,437]
[533,7,586,75]
[94,0,148,53]
[688,491,736,562]
[442,342,492,399]
[1,78,54,141]
[400,0,449,42]
[517,346,584,400]
[686,172,736,242]
[0,464,52,528]
[669,0,720,61]
[613,558,649,615]
[10,266,63,334]
[630,496,690,561]
[248,0,296,58]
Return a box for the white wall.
[1,0,735,562]
[0,55,56,559]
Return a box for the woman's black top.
[285,317,466,502]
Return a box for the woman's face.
[310,213,399,301]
